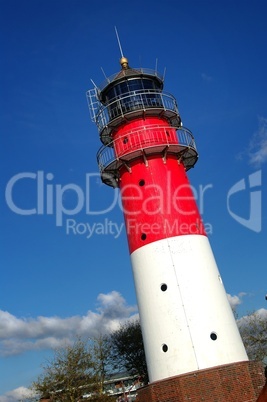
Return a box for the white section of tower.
[130,234,248,382]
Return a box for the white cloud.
[247,117,267,166]
[0,387,36,402]
[0,291,138,357]
[237,307,267,326]
[227,292,246,309]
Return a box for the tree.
[32,337,115,402]
[92,334,113,394]
[238,309,267,363]
[109,320,148,383]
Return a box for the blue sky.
[1,0,267,399]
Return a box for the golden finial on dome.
[120,57,129,69]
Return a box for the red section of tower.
[114,117,205,253]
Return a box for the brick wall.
[136,361,265,402]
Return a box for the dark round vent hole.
[139,179,145,186]
[210,332,217,341]
[162,344,168,352]
[161,284,167,292]
[141,233,147,241]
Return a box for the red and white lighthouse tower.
[87,57,263,401]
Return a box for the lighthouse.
[87,56,262,401]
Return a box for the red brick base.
[136,361,265,402]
